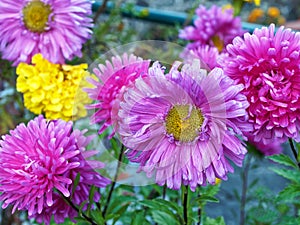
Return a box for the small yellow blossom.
[278,15,286,25]
[244,0,260,6]
[215,178,221,185]
[247,8,264,23]
[222,4,234,11]
[16,54,92,121]
[267,7,281,18]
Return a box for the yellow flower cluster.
[247,6,285,25]
[16,54,92,121]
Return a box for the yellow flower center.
[22,0,52,33]
[165,105,204,142]
[212,35,224,52]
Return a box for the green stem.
[61,193,97,225]
[197,193,201,225]
[93,0,109,22]
[183,186,188,225]
[102,144,125,217]
[162,185,167,199]
[239,154,252,225]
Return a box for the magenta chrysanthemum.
[0,115,110,225]
[0,0,93,65]
[179,5,245,52]
[117,60,251,191]
[85,53,150,136]
[222,24,300,144]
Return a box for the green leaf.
[201,184,220,196]
[112,202,131,223]
[151,210,181,225]
[89,185,96,203]
[277,184,300,203]
[203,216,226,225]
[106,195,136,215]
[140,199,174,214]
[87,185,96,213]
[71,173,81,199]
[139,199,180,224]
[73,217,90,225]
[268,154,298,168]
[194,195,219,205]
[248,207,278,223]
[90,210,105,225]
[153,199,181,211]
[78,200,88,217]
[248,178,259,190]
[131,211,145,225]
[270,167,300,183]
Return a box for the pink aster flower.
[179,5,245,52]
[117,60,251,191]
[0,0,93,66]
[182,45,228,70]
[247,133,282,156]
[85,53,150,137]
[0,115,110,225]
[222,24,300,144]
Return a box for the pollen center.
[22,1,52,33]
[165,105,204,142]
[212,35,224,52]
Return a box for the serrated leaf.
[277,184,300,203]
[151,210,180,225]
[268,154,297,168]
[200,184,220,197]
[270,167,300,183]
[248,207,278,223]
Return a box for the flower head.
[84,53,150,136]
[247,8,264,23]
[16,53,91,121]
[0,115,110,225]
[0,0,93,65]
[247,133,282,156]
[179,5,245,52]
[222,24,300,144]
[117,60,251,190]
[182,45,228,70]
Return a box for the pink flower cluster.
[179,5,245,70]
[221,24,300,149]
[0,116,110,224]
[86,54,251,190]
